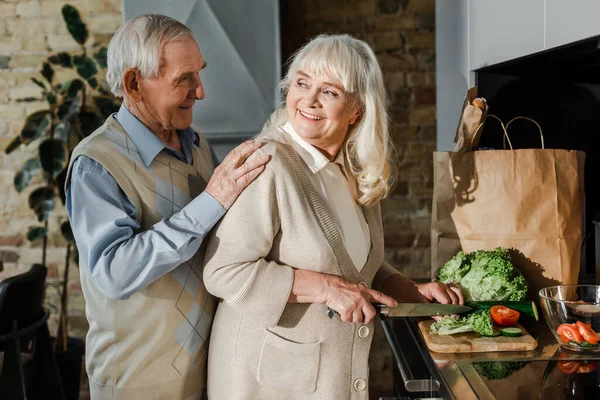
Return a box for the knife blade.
[327,303,472,319]
[374,303,472,318]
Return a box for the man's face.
[138,36,206,131]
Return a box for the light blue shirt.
[66,105,225,300]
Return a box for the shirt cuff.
[185,191,227,229]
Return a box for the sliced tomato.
[557,323,583,344]
[575,321,600,345]
[490,305,520,326]
[557,360,582,374]
[577,362,599,374]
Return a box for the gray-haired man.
[65,14,268,399]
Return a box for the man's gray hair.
[106,14,192,97]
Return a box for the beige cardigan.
[203,128,399,400]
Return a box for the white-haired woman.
[202,34,463,400]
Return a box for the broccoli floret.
[430,311,495,336]
[472,361,528,380]
[437,247,528,302]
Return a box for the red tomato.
[575,321,600,345]
[557,360,582,374]
[489,305,520,326]
[557,324,583,344]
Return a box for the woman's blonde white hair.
[106,14,193,97]
[263,34,395,206]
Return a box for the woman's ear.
[122,68,142,102]
[349,104,363,125]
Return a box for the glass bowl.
[539,285,600,352]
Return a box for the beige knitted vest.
[66,115,217,399]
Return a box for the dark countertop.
[381,316,600,400]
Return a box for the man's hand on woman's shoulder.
[205,140,271,209]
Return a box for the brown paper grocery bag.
[431,116,586,300]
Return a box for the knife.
[327,303,473,319]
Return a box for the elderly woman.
[203,34,462,399]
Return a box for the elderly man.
[65,14,268,399]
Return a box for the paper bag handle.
[471,114,513,150]
[505,116,545,149]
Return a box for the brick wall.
[0,0,122,338]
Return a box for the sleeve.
[203,164,294,328]
[372,260,402,292]
[66,156,226,300]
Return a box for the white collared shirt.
[282,122,371,271]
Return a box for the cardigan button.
[353,378,367,392]
[358,325,370,338]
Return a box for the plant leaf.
[94,47,108,68]
[62,5,88,45]
[66,78,85,98]
[27,226,48,242]
[53,121,70,142]
[20,111,52,142]
[14,158,40,193]
[31,77,47,89]
[60,221,75,242]
[28,187,56,222]
[4,136,23,154]
[48,52,73,68]
[57,91,82,122]
[93,96,120,118]
[39,139,67,178]
[73,55,97,79]
[79,108,105,137]
[41,62,54,84]
[87,77,98,88]
[42,91,57,105]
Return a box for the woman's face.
[286,70,360,159]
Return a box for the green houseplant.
[3,4,120,398]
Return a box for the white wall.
[436,0,600,151]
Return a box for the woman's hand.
[416,281,464,305]
[322,276,398,324]
[416,281,464,321]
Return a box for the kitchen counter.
[381,316,600,400]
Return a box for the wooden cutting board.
[418,320,538,353]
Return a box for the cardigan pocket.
[257,330,321,393]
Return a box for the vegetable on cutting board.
[431,248,533,338]
[500,327,522,337]
[430,310,495,336]
[466,301,538,321]
[490,305,520,326]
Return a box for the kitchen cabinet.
[546,0,600,48]
[468,0,545,70]
[382,317,600,399]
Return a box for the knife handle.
[327,303,387,319]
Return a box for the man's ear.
[122,68,142,102]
